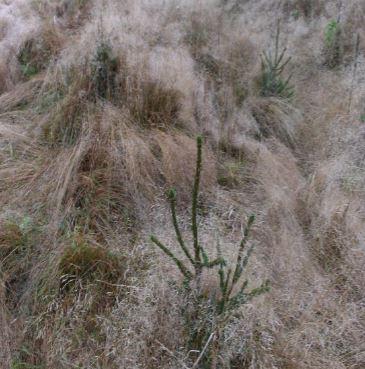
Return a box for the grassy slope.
[0,0,364,368]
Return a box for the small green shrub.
[91,41,119,100]
[325,20,340,46]
[292,9,300,20]
[150,136,268,366]
[323,20,343,68]
[260,23,294,100]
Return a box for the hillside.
[0,1,364,368]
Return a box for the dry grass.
[0,0,364,368]
[282,0,328,19]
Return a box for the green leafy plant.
[292,9,300,20]
[324,20,343,68]
[150,136,268,367]
[260,23,294,100]
[325,20,340,46]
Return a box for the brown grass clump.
[129,79,183,129]
[59,240,123,286]
[42,44,120,145]
[54,0,91,19]
[314,210,349,272]
[34,0,92,28]
[197,37,257,114]
[0,222,24,262]
[16,239,126,368]
[184,10,216,59]
[154,132,217,202]
[0,218,35,309]
[42,76,93,146]
[42,42,184,146]
[57,235,126,312]
[341,3,365,60]
[283,0,327,19]
[0,77,44,113]
[248,97,301,147]
[17,23,64,79]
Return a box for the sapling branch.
[150,235,192,279]
[168,188,194,265]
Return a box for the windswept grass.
[0,0,364,368]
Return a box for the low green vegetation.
[323,20,343,68]
[292,9,300,20]
[217,159,246,189]
[17,36,53,79]
[11,346,45,369]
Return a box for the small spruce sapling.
[150,136,269,366]
[260,22,294,100]
[323,20,343,69]
[91,40,119,100]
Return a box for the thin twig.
[192,135,203,273]
[155,340,191,369]
[348,33,360,114]
[169,190,194,265]
[192,332,215,369]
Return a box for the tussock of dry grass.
[0,0,364,368]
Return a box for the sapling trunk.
[192,135,203,277]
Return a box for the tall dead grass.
[0,0,364,368]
